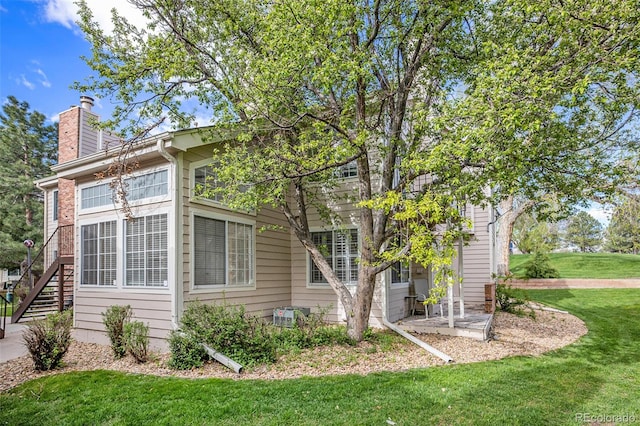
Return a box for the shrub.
[496,283,535,318]
[23,310,73,371]
[102,305,132,359]
[124,320,150,363]
[523,252,560,279]
[176,302,276,367]
[167,331,206,370]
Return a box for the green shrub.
[102,305,132,359]
[176,302,276,367]
[23,310,73,371]
[124,320,150,363]
[523,252,560,279]
[271,307,354,352]
[496,283,535,318]
[167,331,206,370]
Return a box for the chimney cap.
[79,95,94,111]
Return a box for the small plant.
[167,331,206,370]
[23,310,73,371]
[523,252,560,279]
[102,305,132,359]
[124,320,150,363]
[495,283,535,318]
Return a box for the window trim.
[189,158,256,215]
[306,227,360,289]
[52,190,58,222]
[79,220,118,287]
[78,166,170,213]
[189,209,256,292]
[123,213,169,288]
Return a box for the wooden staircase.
[8,225,74,326]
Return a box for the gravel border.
[0,309,587,393]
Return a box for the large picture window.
[125,214,168,287]
[194,215,254,287]
[80,169,168,210]
[81,220,117,286]
[310,229,359,285]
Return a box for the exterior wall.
[72,162,175,350]
[460,206,493,305]
[179,145,292,322]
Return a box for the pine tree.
[566,211,603,253]
[605,197,640,254]
[0,96,58,270]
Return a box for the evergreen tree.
[605,197,640,254]
[566,211,603,252]
[0,96,58,270]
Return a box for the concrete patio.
[396,304,493,341]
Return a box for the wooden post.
[58,263,65,312]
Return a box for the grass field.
[0,289,638,425]
[510,252,640,279]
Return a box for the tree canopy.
[566,211,603,252]
[605,196,640,254]
[76,0,640,339]
[0,96,58,270]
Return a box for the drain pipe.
[202,343,244,373]
[383,319,454,363]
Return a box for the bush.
[523,252,560,279]
[124,320,150,363]
[23,310,73,371]
[496,283,535,318]
[271,307,354,352]
[167,331,206,370]
[176,302,276,367]
[102,305,132,359]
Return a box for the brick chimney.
[57,96,94,227]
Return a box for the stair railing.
[11,225,74,320]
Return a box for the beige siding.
[387,283,410,323]
[74,290,172,348]
[179,148,292,322]
[460,206,492,305]
[79,110,99,157]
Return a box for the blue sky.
[0,0,145,122]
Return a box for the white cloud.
[581,203,612,227]
[34,68,51,88]
[18,75,35,90]
[42,0,148,34]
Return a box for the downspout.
[383,319,454,363]
[157,139,180,330]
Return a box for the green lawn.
[510,252,640,279]
[1,289,639,425]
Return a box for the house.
[14,97,496,349]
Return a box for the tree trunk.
[346,267,377,341]
[495,196,536,277]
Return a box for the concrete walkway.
[0,323,28,363]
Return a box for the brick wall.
[57,107,80,230]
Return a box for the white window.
[193,215,254,287]
[80,170,168,210]
[338,161,357,178]
[81,182,113,209]
[310,229,359,285]
[81,220,117,286]
[391,260,410,284]
[194,164,225,202]
[125,214,168,287]
[52,190,58,221]
[126,170,168,201]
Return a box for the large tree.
[605,196,640,254]
[76,0,639,340]
[566,211,603,252]
[433,0,640,275]
[0,96,58,270]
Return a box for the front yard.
[0,289,638,425]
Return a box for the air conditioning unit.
[273,306,311,327]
